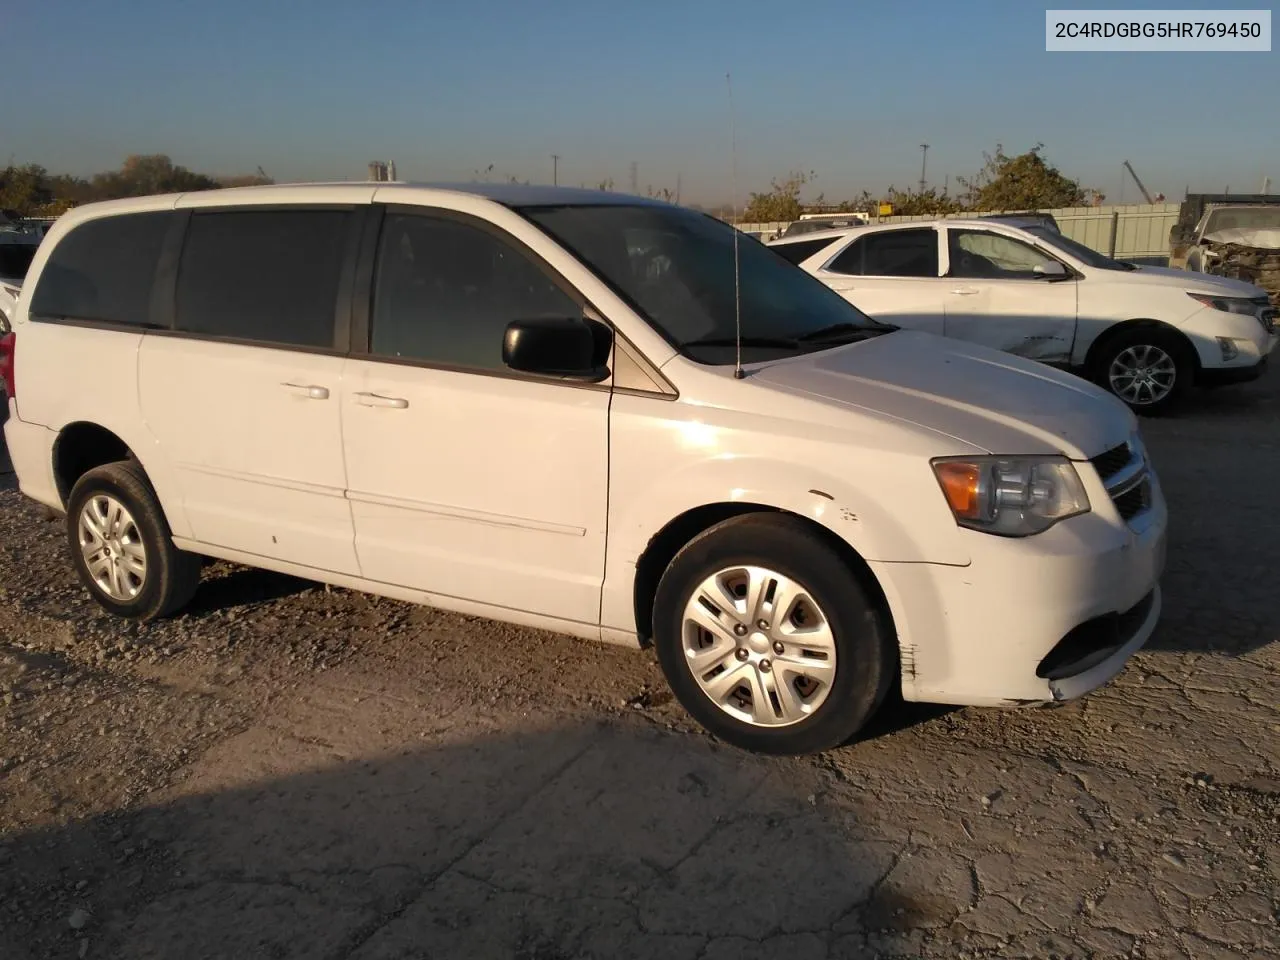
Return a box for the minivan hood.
[1116,263,1263,297]
[751,331,1132,459]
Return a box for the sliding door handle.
[355,392,409,409]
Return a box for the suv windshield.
[1025,226,1135,272]
[0,243,38,281]
[519,204,890,364]
[1205,206,1280,233]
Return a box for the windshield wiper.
[796,321,897,343]
[681,335,800,349]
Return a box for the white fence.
[738,202,1182,262]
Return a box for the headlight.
[1187,292,1266,317]
[932,456,1091,537]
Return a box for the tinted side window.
[176,209,350,348]
[770,238,834,266]
[828,229,938,277]
[370,213,580,371]
[29,213,169,325]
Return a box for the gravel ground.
[1,374,1277,960]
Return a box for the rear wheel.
[66,461,201,620]
[1094,327,1191,416]
[652,514,895,755]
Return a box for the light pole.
[919,144,929,193]
[551,154,560,186]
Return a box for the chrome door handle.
[355,392,409,409]
[951,286,979,295]
[281,382,330,400]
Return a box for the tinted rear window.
[0,243,38,281]
[770,237,835,266]
[175,209,350,348]
[29,213,170,325]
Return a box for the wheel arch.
[49,420,190,537]
[1083,318,1202,380]
[52,421,137,507]
[631,501,897,652]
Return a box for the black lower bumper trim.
[1036,590,1156,681]
[1199,355,1267,387]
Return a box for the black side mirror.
[503,317,609,381]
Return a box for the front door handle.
[355,392,409,409]
[950,286,979,295]
[281,382,330,400]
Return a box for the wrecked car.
[1180,204,1280,309]
[769,218,1277,414]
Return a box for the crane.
[1122,160,1155,205]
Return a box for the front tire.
[66,461,201,620]
[652,513,895,755]
[1094,327,1191,416]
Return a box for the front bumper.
[871,457,1168,707]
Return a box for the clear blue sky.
[5,0,1277,204]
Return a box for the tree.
[742,170,816,222]
[883,186,963,216]
[0,164,56,218]
[596,178,615,191]
[958,144,1086,211]
[89,154,218,200]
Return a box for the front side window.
[521,204,890,365]
[370,213,581,371]
[827,228,939,278]
[28,212,169,325]
[175,209,351,348]
[947,229,1061,279]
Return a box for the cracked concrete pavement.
[1,372,1277,959]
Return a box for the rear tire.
[66,460,201,620]
[652,513,895,755]
[1093,327,1191,416]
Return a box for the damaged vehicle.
[770,218,1277,414]
[4,183,1167,755]
[1181,204,1280,308]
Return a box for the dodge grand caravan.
[0,183,1168,755]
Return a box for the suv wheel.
[652,513,894,755]
[1095,328,1190,416]
[66,461,201,620]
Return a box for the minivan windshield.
[519,203,892,364]
[1025,226,1136,272]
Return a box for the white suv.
[770,218,1277,414]
[1,184,1167,754]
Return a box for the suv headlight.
[932,456,1090,537]
[1187,292,1267,317]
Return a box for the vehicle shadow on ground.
[0,721,958,960]
[184,565,318,616]
[1140,379,1278,657]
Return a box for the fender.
[599,449,970,637]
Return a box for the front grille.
[1114,477,1151,520]
[1090,443,1131,482]
[1090,439,1152,525]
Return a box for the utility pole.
[551,154,560,186]
[676,173,681,204]
[629,161,638,194]
[919,144,929,193]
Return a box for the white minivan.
[770,218,1277,414]
[1,184,1167,754]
